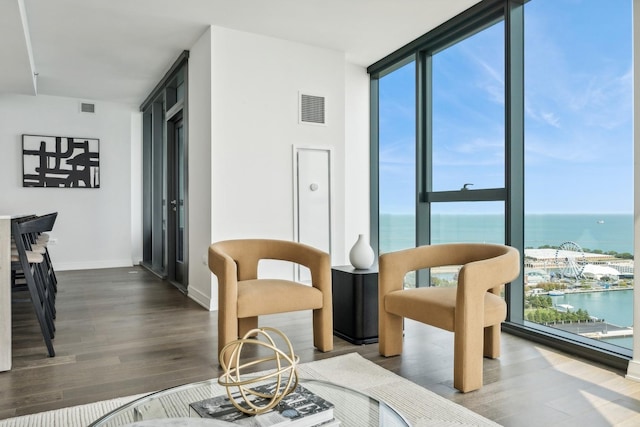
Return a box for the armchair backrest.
[457,244,520,294]
[379,243,520,294]
[209,239,329,282]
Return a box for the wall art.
[22,134,100,188]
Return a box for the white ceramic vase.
[349,234,375,270]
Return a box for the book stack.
[189,382,340,426]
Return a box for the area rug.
[0,353,499,426]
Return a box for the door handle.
[170,200,177,211]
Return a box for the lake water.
[380,213,633,254]
[550,289,633,328]
[551,289,633,348]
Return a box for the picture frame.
[22,134,100,188]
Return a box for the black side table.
[331,265,379,344]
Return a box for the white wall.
[130,113,143,265]
[185,26,371,310]
[209,27,346,249]
[187,27,214,309]
[0,94,139,270]
[344,63,371,262]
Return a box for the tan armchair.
[208,239,333,364]
[379,243,520,392]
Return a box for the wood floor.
[2,266,640,426]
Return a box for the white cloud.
[540,112,561,128]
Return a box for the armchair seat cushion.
[237,279,323,317]
[385,287,507,332]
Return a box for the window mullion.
[505,0,525,323]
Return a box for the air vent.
[80,102,95,113]
[299,93,326,125]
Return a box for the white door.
[295,147,331,282]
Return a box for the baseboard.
[188,285,213,311]
[55,259,134,271]
[626,360,640,382]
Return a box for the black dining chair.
[11,216,57,357]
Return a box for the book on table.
[189,382,337,426]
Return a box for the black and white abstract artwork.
[22,135,100,188]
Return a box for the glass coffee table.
[89,378,411,426]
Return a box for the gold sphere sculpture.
[218,327,300,415]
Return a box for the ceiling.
[0,0,481,106]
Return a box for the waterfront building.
[524,248,634,282]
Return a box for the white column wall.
[210,27,346,289]
[344,62,371,262]
[0,94,138,270]
[187,27,214,309]
[209,26,345,246]
[0,216,10,372]
[130,113,143,265]
[186,27,371,310]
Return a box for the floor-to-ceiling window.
[378,60,416,256]
[429,18,506,242]
[370,0,633,366]
[523,0,633,351]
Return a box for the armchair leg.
[218,317,258,367]
[238,317,258,338]
[483,324,501,358]
[218,314,239,367]
[379,311,404,357]
[312,307,333,352]
[453,329,484,393]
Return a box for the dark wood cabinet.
[331,265,378,344]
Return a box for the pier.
[548,320,633,339]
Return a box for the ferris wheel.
[554,241,587,280]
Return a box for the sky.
[378,0,633,215]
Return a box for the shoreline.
[543,286,633,295]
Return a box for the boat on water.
[555,303,574,312]
[548,290,565,296]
